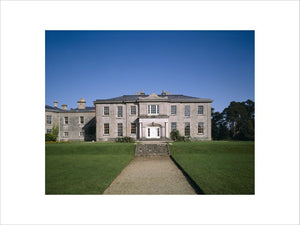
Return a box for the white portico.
[139,117,169,140]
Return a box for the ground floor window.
[185,122,190,136]
[63,132,69,137]
[198,122,204,134]
[46,129,52,134]
[171,122,176,131]
[118,123,123,136]
[104,123,109,135]
[79,131,84,137]
[148,128,150,137]
[131,123,136,134]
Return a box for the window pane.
[198,122,204,134]
[131,123,136,134]
[118,106,123,117]
[171,122,176,131]
[104,106,109,115]
[118,123,123,136]
[185,122,190,136]
[46,115,52,124]
[131,106,136,115]
[151,105,156,114]
[198,105,204,114]
[171,106,176,115]
[104,123,109,134]
[157,105,159,114]
[80,116,84,124]
[185,106,190,117]
[64,117,68,124]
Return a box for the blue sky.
[46,30,254,112]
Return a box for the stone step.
[135,143,170,156]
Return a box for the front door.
[146,126,160,139]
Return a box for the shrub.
[170,130,180,141]
[115,137,135,143]
[46,133,57,142]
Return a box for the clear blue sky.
[46,30,254,112]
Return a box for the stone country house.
[45,91,213,141]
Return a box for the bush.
[170,130,180,141]
[115,137,135,143]
[46,133,57,142]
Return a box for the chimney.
[140,90,145,95]
[61,104,67,110]
[77,98,86,109]
[54,101,58,108]
[161,90,166,96]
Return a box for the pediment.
[138,93,168,101]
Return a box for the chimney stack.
[61,104,67,110]
[54,101,58,108]
[140,90,145,95]
[77,98,86,109]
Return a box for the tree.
[222,100,254,140]
[211,108,229,140]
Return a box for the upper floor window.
[79,116,84,124]
[117,106,123,117]
[131,106,136,115]
[148,105,159,115]
[64,117,68,124]
[171,105,176,115]
[104,106,109,115]
[46,115,52,124]
[198,105,204,114]
[185,105,190,117]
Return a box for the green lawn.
[46,142,135,194]
[170,141,254,194]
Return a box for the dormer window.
[148,105,159,115]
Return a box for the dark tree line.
[212,99,254,141]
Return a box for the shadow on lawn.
[170,156,205,194]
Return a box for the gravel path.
[103,156,196,194]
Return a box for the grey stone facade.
[45,98,96,141]
[94,91,213,141]
[46,92,213,142]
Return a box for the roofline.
[93,99,213,104]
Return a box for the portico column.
[165,121,169,138]
[139,122,142,139]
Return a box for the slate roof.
[45,105,95,112]
[94,94,213,103]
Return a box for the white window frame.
[117,106,123,117]
[117,123,123,136]
[131,106,136,115]
[104,106,109,116]
[147,105,159,115]
[63,132,69,137]
[171,105,176,115]
[198,105,204,115]
[64,117,68,125]
[185,105,190,117]
[171,122,177,131]
[104,123,109,135]
[46,115,52,124]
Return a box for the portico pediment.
[138,93,168,101]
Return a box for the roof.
[45,105,95,113]
[94,94,213,104]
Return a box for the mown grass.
[170,141,254,194]
[46,142,135,194]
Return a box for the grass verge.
[169,141,254,194]
[46,142,135,194]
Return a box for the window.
[198,122,204,134]
[46,129,52,134]
[117,106,123,117]
[198,105,204,114]
[63,132,69,137]
[185,122,190,136]
[64,117,68,124]
[171,105,176,115]
[79,116,84,124]
[171,122,177,131]
[104,123,109,135]
[79,131,84,137]
[157,128,160,136]
[131,106,136,115]
[104,106,109,115]
[118,123,123,136]
[131,123,136,134]
[185,106,190,117]
[148,128,150,137]
[147,105,159,115]
[46,115,52,124]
